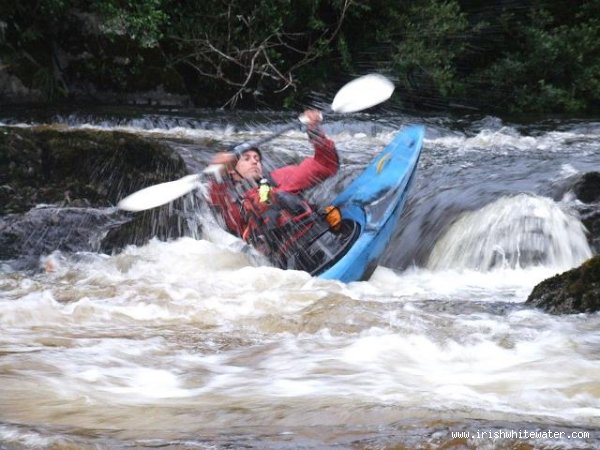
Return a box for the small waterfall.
[427,194,592,271]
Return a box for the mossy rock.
[0,126,198,263]
[526,255,600,314]
[0,126,187,214]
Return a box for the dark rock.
[573,172,600,204]
[526,255,600,314]
[0,67,44,103]
[0,206,115,264]
[99,203,198,254]
[0,126,187,213]
[581,208,600,255]
[572,172,600,255]
[0,126,200,267]
[551,171,600,255]
[527,171,600,314]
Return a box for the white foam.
[427,194,591,271]
[427,127,600,159]
[368,265,559,303]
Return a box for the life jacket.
[240,177,330,268]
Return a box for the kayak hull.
[317,125,424,282]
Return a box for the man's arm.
[207,169,246,237]
[271,111,339,193]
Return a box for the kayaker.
[208,109,345,271]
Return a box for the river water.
[0,109,599,449]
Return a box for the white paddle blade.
[331,74,395,113]
[117,174,201,212]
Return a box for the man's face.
[234,150,262,180]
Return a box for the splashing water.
[1,110,599,449]
[427,194,592,271]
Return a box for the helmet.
[230,143,261,161]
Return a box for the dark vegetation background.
[1,0,598,115]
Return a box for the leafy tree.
[163,0,351,107]
[376,0,479,110]
[476,1,600,113]
[1,0,598,113]
[90,0,168,48]
[0,0,170,100]
[0,0,72,99]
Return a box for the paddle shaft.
[118,74,394,211]
[230,123,297,155]
[204,111,326,177]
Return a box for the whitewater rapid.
[1,111,598,449]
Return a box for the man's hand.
[211,152,237,170]
[299,109,323,127]
[204,152,237,181]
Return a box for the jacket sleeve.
[208,179,245,237]
[271,125,339,193]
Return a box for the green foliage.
[336,34,352,72]
[391,0,470,97]
[473,2,600,113]
[164,0,350,107]
[0,0,598,113]
[94,0,168,48]
[32,66,67,101]
[0,1,74,100]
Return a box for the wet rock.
[527,171,600,314]
[0,206,115,266]
[581,208,600,255]
[0,126,187,213]
[573,172,600,204]
[99,202,199,254]
[0,66,44,103]
[526,255,600,314]
[0,126,200,266]
[573,172,600,254]
[552,171,600,255]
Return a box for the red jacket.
[209,128,339,238]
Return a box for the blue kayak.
[312,125,424,282]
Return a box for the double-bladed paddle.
[117,74,394,212]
